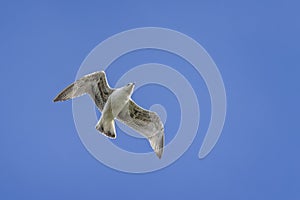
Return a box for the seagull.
[53,71,164,158]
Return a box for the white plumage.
[53,71,164,158]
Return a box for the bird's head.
[124,82,135,96]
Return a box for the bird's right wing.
[53,71,114,111]
[117,100,165,158]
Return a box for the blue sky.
[1,1,299,199]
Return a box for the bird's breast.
[109,90,130,117]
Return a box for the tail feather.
[96,117,116,139]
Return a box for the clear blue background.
[1,0,299,199]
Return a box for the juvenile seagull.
[53,71,164,158]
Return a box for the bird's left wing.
[53,71,114,111]
[117,100,165,158]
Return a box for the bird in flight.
[53,71,164,158]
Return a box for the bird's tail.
[96,117,116,138]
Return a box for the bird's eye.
[127,83,130,86]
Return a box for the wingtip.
[148,132,164,159]
[155,149,163,159]
[53,95,63,102]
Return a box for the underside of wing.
[53,71,114,111]
[117,100,165,158]
[88,72,114,111]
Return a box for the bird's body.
[95,83,134,138]
[53,71,164,158]
[109,84,134,117]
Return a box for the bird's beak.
[131,83,135,90]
